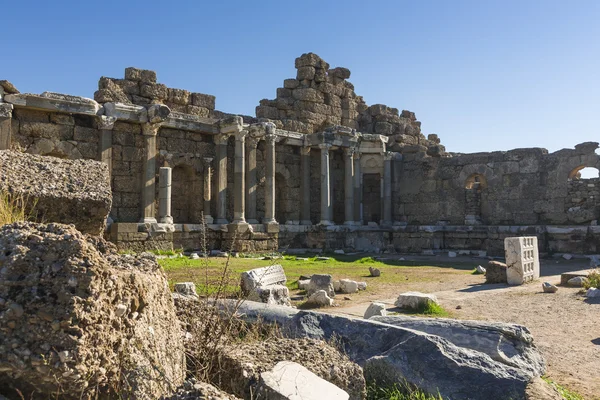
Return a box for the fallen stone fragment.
[305,290,334,307]
[369,267,381,277]
[567,276,588,287]
[249,285,291,306]
[485,260,508,283]
[364,302,387,319]
[357,282,367,290]
[394,292,438,310]
[562,254,573,260]
[586,287,600,297]
[298,279,311,290]
[476,265,486,274]
[256,361,349,400]
[339,279,359,294]
[174,282,198,298]
[542,282,558,293]
[307,274,335,297]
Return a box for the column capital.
[214,133,229,145]
[203,156,213,165]
[383,151,394,161]
[318,143,332,151]
[301,146,311,156]
[98,115,117,130]
[233,129,248,142]
[142,122,162,136]
[265,133,277,146]
[218,115,244,134]
[344,147,355,157]
[0,103,14,118]
[246,136,261,149]
[147,104,171,124]
[353,150,361,160]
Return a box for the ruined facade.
[1,53,598,255]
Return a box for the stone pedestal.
[505,237,540,285]
[319,143,333,226]
[140,123,160,223]
[382,152,393,226]
[203,157,214,224]
[246,136,260,224]
[98,115,116,176]
[158,167,173,224]
[214,133,229,224]
[0,103,13,151]
[300,146,312,225]
[264,132,277,224]
[353,151,362,225]
[344,148,355,225]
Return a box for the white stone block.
[240,264,287,294]
[504,237,540,285]
[395,292,438,310]
[364,302,387,319]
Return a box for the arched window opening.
[569,166,600,181]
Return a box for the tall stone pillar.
[263,133,277,225]
[203,157,214,224]
[245,136,260,224]
[232,130,248,225]
[98,115,116,176]
[140,123,160,223]
[382,152,393,226]
[158,167,173,224]
[353,151,362,225]
[319,143,333,225]
[344,148,355,225]
[0,103,14,151]
[214,133,229,224]
[300,146,312,225]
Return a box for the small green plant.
[150,248,183,257]
[542,376,584,400]
[367,383,443,400]
[583,269,600,289]
[406,301,449,317]
[0,191,31,225]
[357,256,379,264]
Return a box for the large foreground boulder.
[0,222,185,399]
[217,300,545,400]
[0,150,112,235]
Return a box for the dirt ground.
[326,255,600,400]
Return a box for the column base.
[318,220,334,226]
[246,218,259,224]
[204,215,214,224]
[344,220,355,226]
[215,218,229,225]
[141,217,157,224]
[300,220,312,226]
[228,222,250,233]
[264,221,280,233]
[159,216,174,224]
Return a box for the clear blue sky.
[4,0,599,154]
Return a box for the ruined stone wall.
[393,142,600,226]
[564,177,600,224]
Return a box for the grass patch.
[150,248,183,256]
[0,191,31,225]
[542,376,584,400]
[402,301,450,318]
[367,383,443,400]
[583,269,600,290]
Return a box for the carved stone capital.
[301,146,311,156]
[233,129,248,142]
[214,133,229,146]
[344,147,355,157]
[98,115,117,130]
[142,122,162,136]
[265,133,277,146]
[246,136,260,149]
[203,157,213,166]
[318,143,332,151]
[0,103,13,119]
[383,151,394,161]
[147,104,170,124]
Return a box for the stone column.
[140,123,160,223]
[232,130,248,225]
[203,157,214,224]
[344,148,355,225]
[263,133,277,224]
[382,152,393,226]
[300,146,312,225]
[319,143,333,225]
[0,103,14,151]
[158,167,173,224]
[214,133,229,224]
[98,115,116,176]
[245,136,260,224]
[353,151,362,225]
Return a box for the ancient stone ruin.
[1,53,599,255]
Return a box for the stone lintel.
[163,111,218,134]
[104,102,148,123]
[4,93,102,116]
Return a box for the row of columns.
[134,123,392,227]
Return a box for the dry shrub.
[0,191,30,225]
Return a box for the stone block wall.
[565,177,600,224]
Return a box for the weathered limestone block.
[248,285,291,306]
[125,67,157,83]
[307,274,335,297]
[394,292,438,310]
[504,237,540,285]
[0,150,112,235]
[283,79,300,89]
[486,261,508,283]
[94,78,131,104]
[306,290,334,307]
[292,88,324,103]
[0,222,185,399]
[0,80,19,94]
[297,66,316,80]
[363,302,387,319]
[328,67,351,80]
[192,92,216,110]
[167,88,191,105]
[240,264,287,294]
[338,279,359,294]
[257,361,349,400]
[140,82,168,100]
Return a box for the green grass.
[367,383,443,400]
[583,269,600,289]
[403,301,450,318]
[542,376,584,400]
[150,248,183,256]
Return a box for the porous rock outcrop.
[0,150,112,235]
[0,222,185,399]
